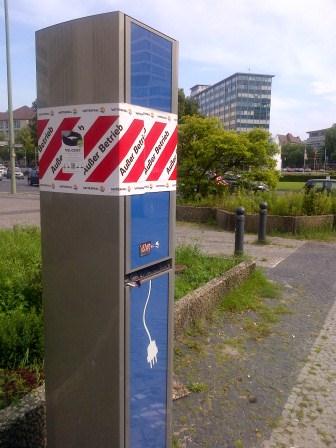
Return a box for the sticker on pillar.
[143,280,158,368]
[62,131,84,173]
[139,240,160,257]
[37,103,177,196]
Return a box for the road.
[0,177,38,193]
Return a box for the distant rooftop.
[0,106,34,121]
[277,133,302,146]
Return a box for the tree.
[16,126,36,165]
[281,143,305,168]
[178,115,279,198]
[0,132,9,163]
[325,125,336,162]
[178,88,200,122]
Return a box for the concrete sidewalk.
[0,192,40,228]
[173,241,336,447]
[176,221,305,268]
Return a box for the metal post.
[258,202,268,243]
[235,206,245,256]
[4,0,16,194]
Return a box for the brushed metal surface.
[41,192,125,447]
[36,12,124,108]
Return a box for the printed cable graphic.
[143,280,158,368]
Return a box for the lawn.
[276,181,305,191]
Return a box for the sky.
[0,0,335,139]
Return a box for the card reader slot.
[125,259,172,287]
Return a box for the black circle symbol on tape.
[62,131,82,146]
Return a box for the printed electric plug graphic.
[143,280,158,368]
[151,241,160,249]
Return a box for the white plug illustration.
[143,280,158,368]
[151,241,160,250]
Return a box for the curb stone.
[174,260,256,337]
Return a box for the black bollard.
[235,206,245,256]
[258,202,268,243]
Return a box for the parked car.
[250,181,269,192]
[305,179,336,193]
[29,168,39,186]
[6,167,24,179]
[0,164,6,176]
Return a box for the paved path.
[173,241,336,447]
[0,192,40,228]
[176,221,305,268]
[263,298,336,448]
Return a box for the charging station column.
[36,12,177,448]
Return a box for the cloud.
[311,80,336,96]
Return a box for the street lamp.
[4,0,16,194]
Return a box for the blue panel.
[131,22,172,113]
[129,274,169,447]
[130,192,170,270]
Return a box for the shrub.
[0,309,43,369]
[178,190,336,217]
[0,228,43,370]
[0,227,42,313]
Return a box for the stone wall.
[0,386,46,448]
[177,205,335,234]
[174,260,256,337]
[176,205,216,223]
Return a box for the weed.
[187,382,208,393]
[175,245,239,301]
[243,318,272,339]
[172,436,181,448]
[219,270,280,314]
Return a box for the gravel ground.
[173,241,336,448]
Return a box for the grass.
[175,245,240,301]
[0,227,43,410]
[187,382,208,393]
[219,270,280,314]
[218,269,287,340]
[276,181,305,191]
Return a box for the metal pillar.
[36,12,178,448]
[258,202,268,243]
[4,0,16,194]
[234,206,245,256]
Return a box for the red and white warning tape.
[37,103,177,196]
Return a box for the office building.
[190,72,273,132]
[305,127,332,150]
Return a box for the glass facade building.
[190,72,273,132]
